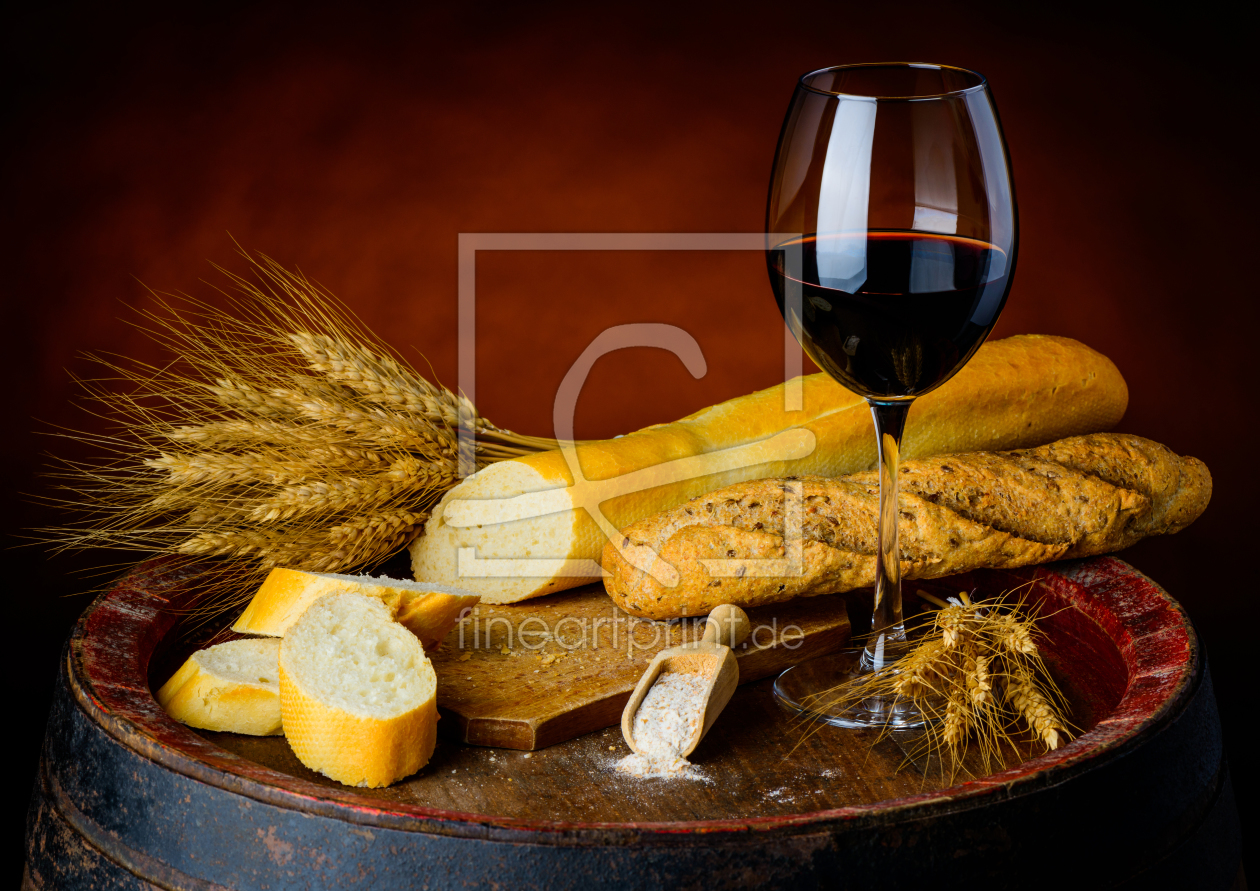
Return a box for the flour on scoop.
[617,671,711,780]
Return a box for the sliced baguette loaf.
[280,592,438,787]
[234,567,478,648]
[156,638,283,736]
[411,334,1128,605]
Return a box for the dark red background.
[3,1,1254,878]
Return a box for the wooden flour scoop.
[621,604,752,758]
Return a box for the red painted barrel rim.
[67,556,1197,843]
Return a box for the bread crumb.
[457,653,471,662]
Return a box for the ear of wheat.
[38,251,570,606]
[795,587,1072,783]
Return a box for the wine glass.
[766,63,1017,728]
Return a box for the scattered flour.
[617,671,711,779]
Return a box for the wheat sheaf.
[41,252,565,603]
[794,588,1073,783]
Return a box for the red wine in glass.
[766,63,1018,728]
[768,231,1010,399]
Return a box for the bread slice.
[156,638,283,736]
[279,592,438,787]
[411,334,1128,605]
[233,567,478,648]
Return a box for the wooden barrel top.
[24,556,1243,889]
[174,570,1130,823]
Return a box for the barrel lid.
[68,556,1197,843]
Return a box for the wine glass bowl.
[768,231,1010,400]
[766,63,1018,727]
[767,63,1016,402]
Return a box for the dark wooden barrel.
[24,557,1243,890]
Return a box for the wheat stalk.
[38,250,579,612]
[1003,664,1066,751]
[794,588,1073,783]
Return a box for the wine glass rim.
[799,63,988,101]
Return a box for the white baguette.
[279,592,438,788]
[410,334,1128,604]
[234,567,478,648]
[156,638,283,736]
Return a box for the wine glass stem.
[864,399,911,673]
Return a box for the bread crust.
[603,434,1211,619]
[412,335,1128,604]
[155,639,283,736]
[278,593,439,787]
[279,662,438,788]
[234,567,478,648]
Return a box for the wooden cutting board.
[428,582,850,750]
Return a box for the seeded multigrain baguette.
[412,335,1128,604]
[602,434,1211,619]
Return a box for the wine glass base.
[773,649,927,730]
